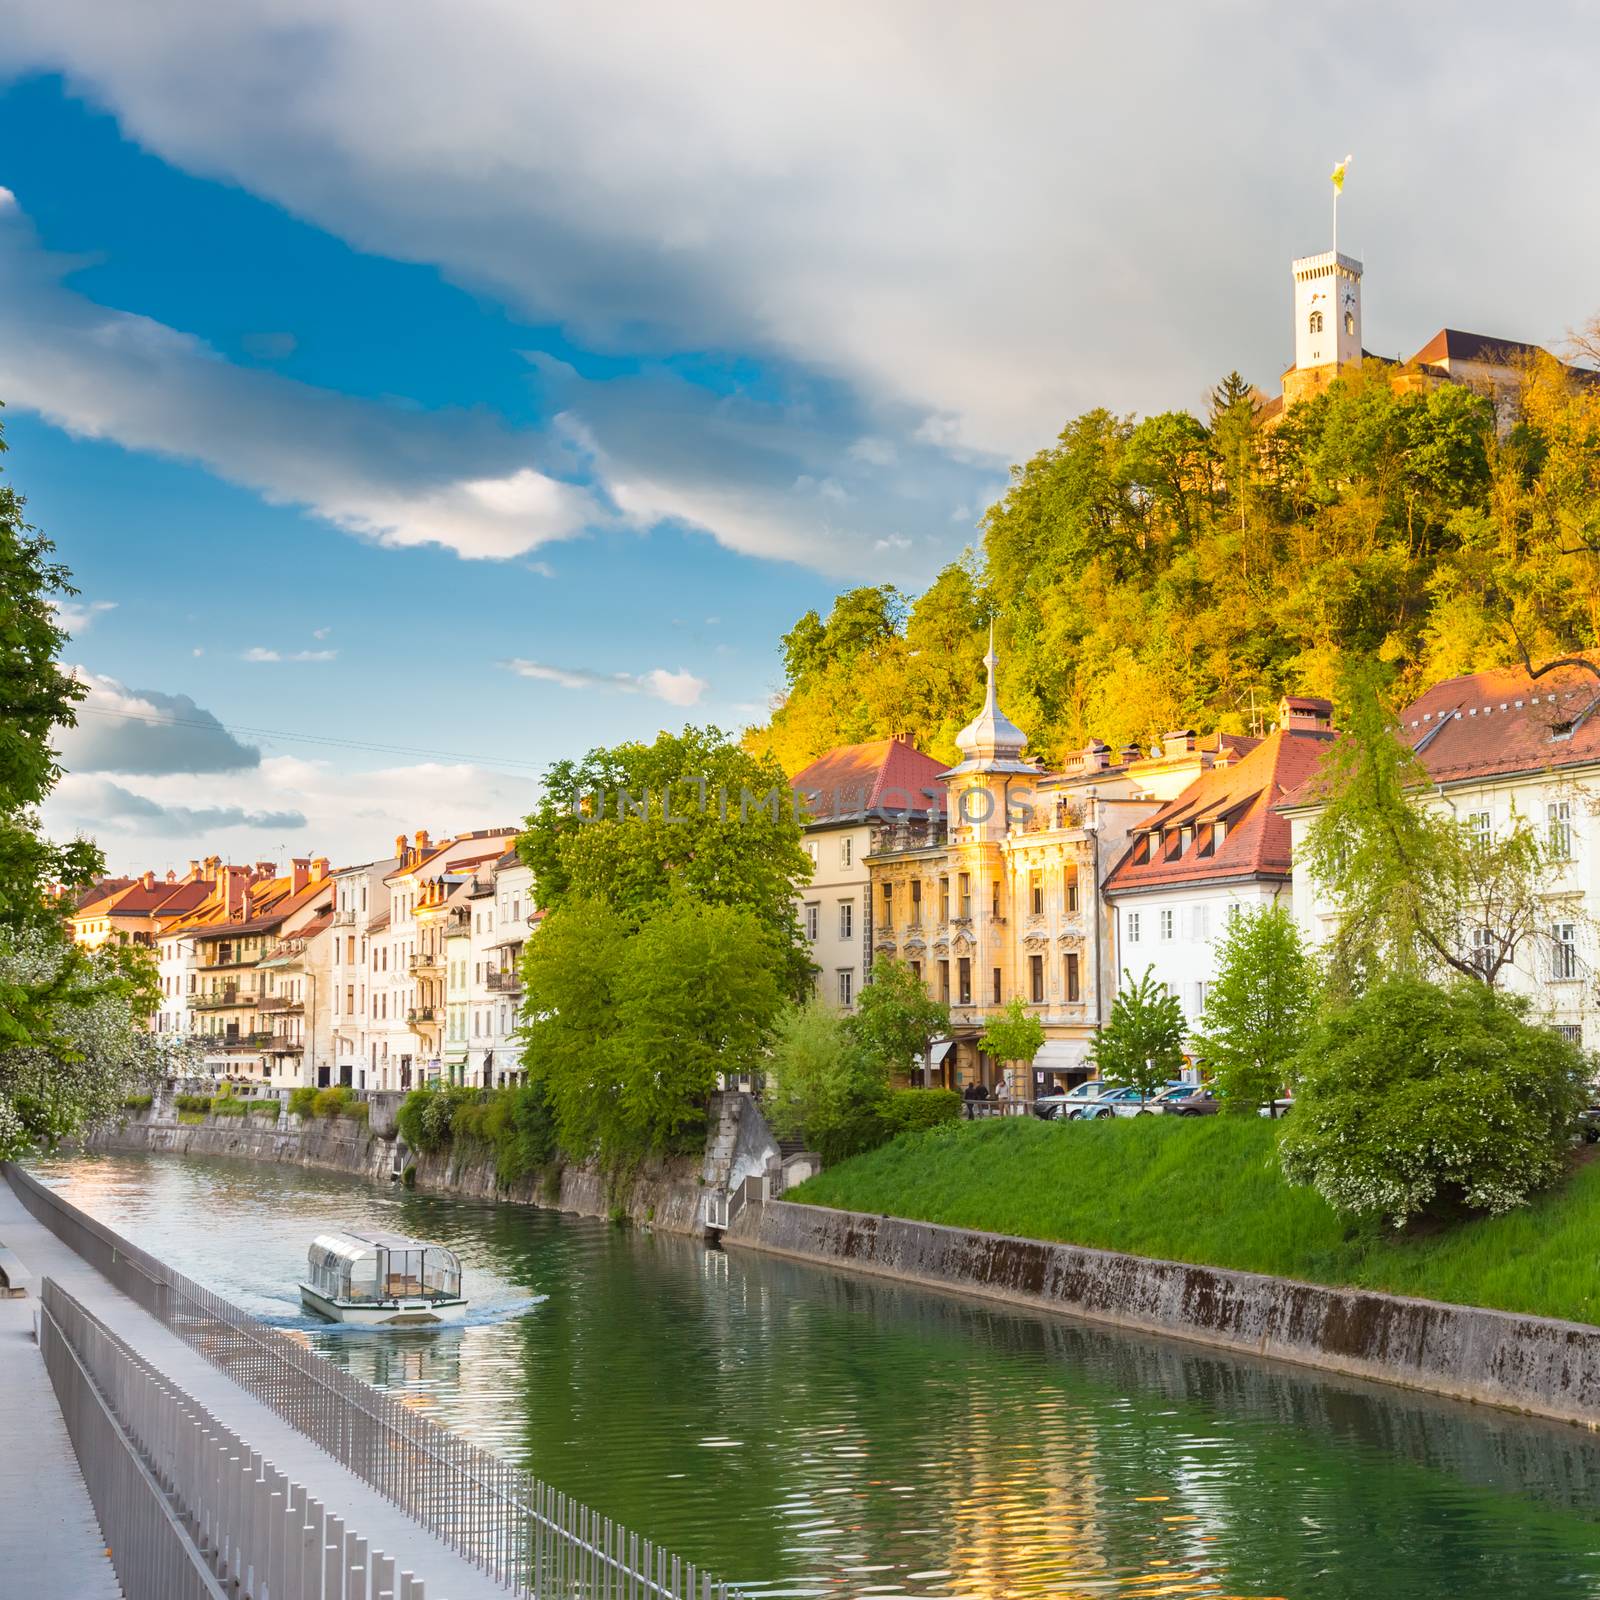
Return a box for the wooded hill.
[747,355,1600,774]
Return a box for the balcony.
[331,909,357,927]
[485,969,521,992]
[221,1031,272,1052]
[256,996,303,1014]
[189,990,246,1011]
[407,1006,437,1025]
[268,1034,304,1053]
[409,951,442,974]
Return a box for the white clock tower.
[1286,249,1363,403]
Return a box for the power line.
[72,704,546,775]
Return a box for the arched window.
[1308,310,1324,334]
[1344,310,1356,336]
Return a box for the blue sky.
[2,4,1597,872]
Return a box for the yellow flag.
[1331,154,1352,194]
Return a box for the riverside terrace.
[0,1164,745,1600]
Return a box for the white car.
[1068,1084,1166,1120]
[1034,1082,1106,1120]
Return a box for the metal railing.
[8,1165,743,1600]
[40,1277,429,1599]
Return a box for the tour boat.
[300,1229,468,1325]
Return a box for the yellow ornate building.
[866,633,1253,1095]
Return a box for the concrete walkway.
[0,1183,504,1600]
[0,1293,122,1600]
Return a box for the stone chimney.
[1119,744,1142,767]
[255,861,276,879]
[187,859,201,879]
[165,869,177,883]
[394,833,409,867]
[1161,729,1197,756]
[414,829,432,856]
[311,856,329,881]
[291,857,311,894]
[142,870,157,890]
[204,856,222,880]
[225,865,252,915]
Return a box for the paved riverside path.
[0,1292,123,1599]
[0,1183,506,1600]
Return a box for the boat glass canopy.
[304,1230,462,1304]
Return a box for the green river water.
[35,1150,1600,1599]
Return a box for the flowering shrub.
[1279,978,1589,1226]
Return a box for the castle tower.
[944,625,1033,846]
[1284,249,1363,406]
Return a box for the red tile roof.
[1105,727,1337,894]
[790,738,949,821]
[1399,659,1600,786]
[1407,327,1547,368]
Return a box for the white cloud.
[873,534,912,553]
[8,3,1595,461]
[57,669,260,776]
[42,753,539,874]
[242,647,338,663]
[0,201,602,563]
[311,626,331,640]
[848,436,897,468]
[502,657,707,707]
[48,597,117,634]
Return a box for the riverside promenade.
[0,1179,507,1600]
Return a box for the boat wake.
[259,1293,548,1335]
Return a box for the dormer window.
[1308,310,1324,334]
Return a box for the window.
[939,877,950,922]
[1190,980,1208,1017]
[958,873,971,919]
[1190,904,1210,941]
[881,881,894,928]
[1308,309,1324,334]
[909,959,921,983]
[1064,952,1081,1003]
[1556,1023,1583,1046]
[839,901,854,939]
[1548,801,1573,860]
[1030,871,1044,916]
[1159,908,1174,941]
[1344,310,1356,336]
[1470,925,1496,978]
[804,903,819,942]
[1029,954,1044,1004]
[958,957,972,1006]
[804,840,817,867]
[992,881,1001,919]
[1065,870,1080,914]
[1126,910,1141,944]
[840,836,854,869]
[838,969,854,1007]
[1552,922,1579,981]
[992,966,1002,1006]
[938,959,950,1002]
[1467,810,1492,845]
[910,880,922,924]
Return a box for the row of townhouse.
[74,831,538,1092]
[789,638,1600,1096]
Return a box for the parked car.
[1068,1084,1165,1120]
[1578,1098,1600,1144]
[1034,1082,1105,1121]
[1166,1087,1221,1117]
[1257,1095,1295,1119]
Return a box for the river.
[34,1150,1600,1599]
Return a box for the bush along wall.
[397,1083,559,1189]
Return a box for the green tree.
[1197,904,1316,1113]
[0,412,175,1156]
[765,995,889,1162]
[1279,977,1588,1226]
[520,894,783,1167]
[520,724,814,998]
[854,957,950,1079]
[977,997,1045,1093]
[1301,666,1562,997]
[1089,967,1186,1103]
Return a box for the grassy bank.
[788,1117,1600,1326]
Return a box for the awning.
[1032,1039,1089,1072]
[926,1040,954,1066]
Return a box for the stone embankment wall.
[89,1099,737,1237]
[730,1201,1600,1429]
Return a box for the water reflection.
[34,1152,1600,1600]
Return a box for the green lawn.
[788,1116,1600,1326]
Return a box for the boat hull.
[299,1283,468,1326]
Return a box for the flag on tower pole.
[1331,154,1352,254]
